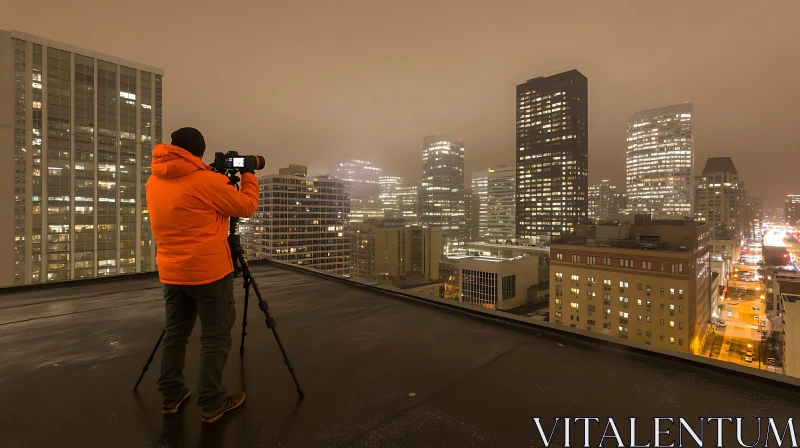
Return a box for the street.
[704,288,772,369]
[700,223,799,374]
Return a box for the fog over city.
[2,0,798,205]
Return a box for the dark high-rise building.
[420,134,465,253]
[515,70,588,240]
[743,196,763,241]
[786,195,800,226]
[588,180,624,223]
[694,157,744,240]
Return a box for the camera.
[211,151,265,174]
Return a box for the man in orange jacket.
[146,127,258,423]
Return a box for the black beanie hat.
[171,127,206,158]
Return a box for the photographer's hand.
[242,156,257,175]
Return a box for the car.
[746,350,754,357]
[752,306,761,311]
[717,321,726,328]
[744,355,753,363]
[728,311,733,317]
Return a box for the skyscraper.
[486,165,516,243]
[465,190,478,242]
[420,134,465,253]
[626,103,694,217]
[516,70,588,240]
[786,195,800,226]
[349,197,383,223]
[396,185,420,225]
[0,30,162,286]
[333,158,382,199]
[588,180,623,222]
[243,165,350,275]
[743,196,763,241]
[470,171,489,241]
[378,175,402,222]
[694,157,744,240]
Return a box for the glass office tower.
[420,134,465,253]
[0,30,163,286]
[626,103,694,217]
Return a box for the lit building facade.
[349,197,383,223]
[694,157,743,241]
[349,220,441,282]
[626,103,694,217]
[516,70,588,239]
[243,165,350,275]
[420,134,465,253]
[333,158,382,199]
[785,194,800,226]
[378,176,402,222]
[465,190,477,242]
[743,196,763,241]
[457,255,542,311]
[588,180,623,222]
[549,216,711,354]
[396,185,419,225]
[486,165,516,243]
[0,30,162,286]
[470,171,488,241]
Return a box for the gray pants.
[158,274,236,412]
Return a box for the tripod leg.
[239,258,304,398]
[133,327,166,393]
[239,277,250,357]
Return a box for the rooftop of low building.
[2,261,799,446]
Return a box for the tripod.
[133,175,304,399]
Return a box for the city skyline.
[4,4,800,440]
[1,2,797,207]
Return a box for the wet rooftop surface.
[2,262,800,447]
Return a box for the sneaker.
[201,392,246,423]
[162,388,191,415]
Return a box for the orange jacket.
[146,144,259,285]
